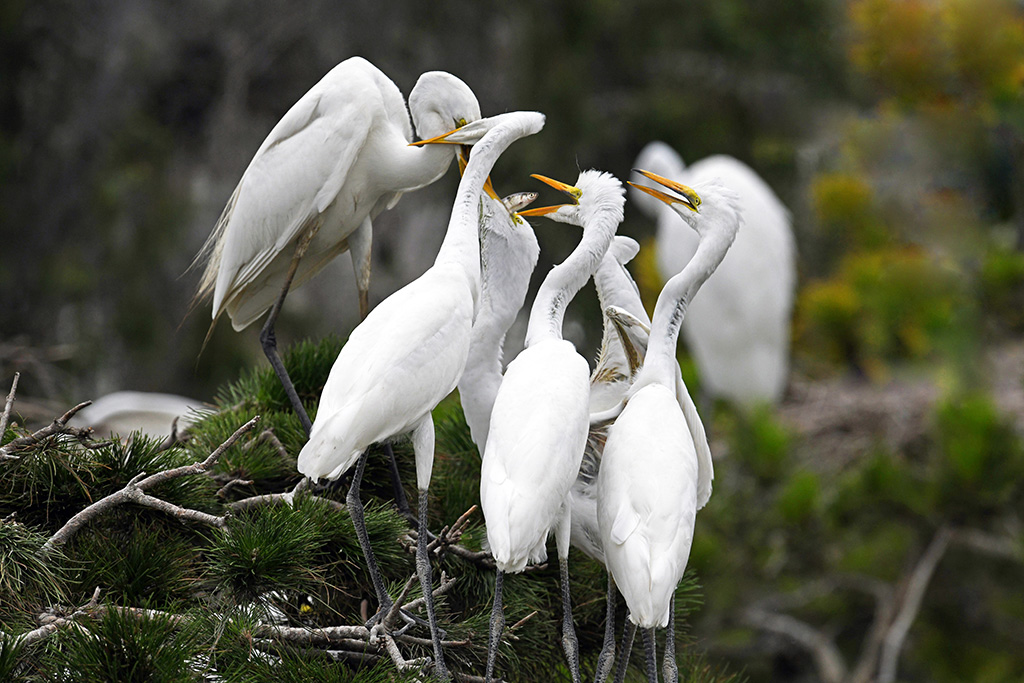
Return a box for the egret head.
[629,142,688,219]
[518,170,626,227]
[628,170,742,242]
[408,71,481,140]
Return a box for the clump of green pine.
[0,337,740,682]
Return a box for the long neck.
[434,120,535,282]
[636,230,732,389]
[383,142,458,193]
[458,318,505,450]
[525,211,618,346]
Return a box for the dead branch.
[228,491,345,514]
[216,478,254,499]
[42,416,260,553]
[0,400,92,459]
[0,372,19,443]
[400,571,457,615]
[950,526,1023,562]
[742,606,848,683]
[380,631,431,673]
[878,526,952,683]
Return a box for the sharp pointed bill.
[628,169,702,213]
[517,173,583,216]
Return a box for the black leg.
[346,451,392,620]
[258,224,320,436]
[663,595,678,683]
[595,571,617,683]
[384,442,416,523]
[642,627,658,683]
[485,569,505,683]
[416,489,450,681]
[613,616,636,683]
[560,556,582,683]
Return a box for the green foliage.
[40,606,204,683]
[797,248,966,377]
[0,520,66,622]
[812,172,890,251]
[729,407,792,482]
[980,245,1024,333]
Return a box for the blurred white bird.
[193,57,484,434]
[69,391,209,440]
[600,171,740,682]
[296,110,545,681]
[479,170,625,683]
[630,142,795,409]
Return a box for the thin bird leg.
[642,627,659,683]
[594,571,618,683]
[384,442,416,525]
[417,488,451,682]
[485,569,505,683]
[663,594,678,683]
[346,450,393,622]
[556,509,582,683]
[612,616,636,683]
[259,223,321,436]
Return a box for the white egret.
[296,111,545,682]
[599,171,740,682]
[193,57,484,434]
[480,170,626,683]
[68,391,210,440]
[457,191,540,452]
[630,142,795,408]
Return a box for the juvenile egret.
[457,191,540,452]
[193,57,483,433]
[296,111,545,681]
[480,170,625,683]
[599,171,740,682]
[68,391,209,440]
[630,142,795,408]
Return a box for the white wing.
[481,340,591,573]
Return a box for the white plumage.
[196,57,483,329]
[601,173,741,636]
[631,141,796,407]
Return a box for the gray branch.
[0,372,19,445]
[878,527,952,683]
[42,416,259,553]
[0,400,92,458]
[742,606,848,683]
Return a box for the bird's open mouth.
[516,174,581,216]
[628,169,701,213]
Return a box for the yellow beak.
[628,169,701,213]
[516,174,581,217]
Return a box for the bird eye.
[570,188,583,201]
[456,117,467,128]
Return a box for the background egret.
[630,142,795,409]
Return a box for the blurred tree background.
[2,0,1024,681]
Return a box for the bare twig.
[951,527,1023,562]
[0,372,19,441]
[878,526,951,683]
[216,478,254,499]
[380,631,431,672]
[42,416,260,552]
[400,571,457,614]
[229,492,345,514]
[252,623,371,645]
[742,606,848,683]
[0,400,92,458]
[258,428,291,463]
[383,574,419,632]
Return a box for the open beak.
[415,123,499,200]
[628,169,701,213]
[605,305,650,375]
[517,174,582,216]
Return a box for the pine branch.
[41,416,260,553]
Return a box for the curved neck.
[383,142,457,193]
[525,212,618,346]
[636,230,732,389]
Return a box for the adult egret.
[296,110,545,682]
[456,191,540,452]
[68,391,209,440]
[480,170,625,683]
[630,142,795,408]
[599,171,740,682]
[193,57,483,434]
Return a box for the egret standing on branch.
[480,170,625,683]
[297,110,546,682]
[599,172,740,683]
[193,57,483,434]
[630,142,795,409]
